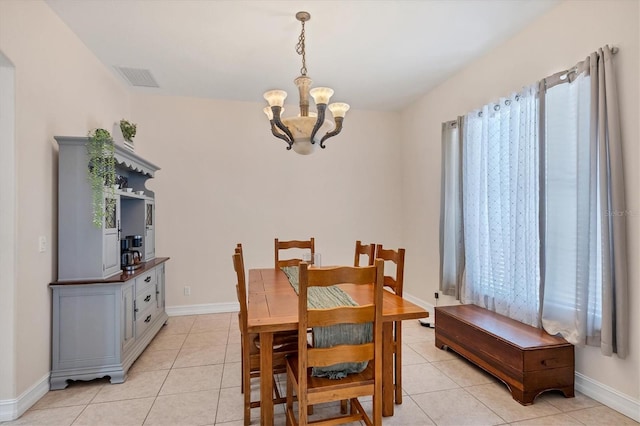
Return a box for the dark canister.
[127,235,143,247]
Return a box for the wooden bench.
[435,304,574,405]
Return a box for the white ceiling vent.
[115,66,160,88]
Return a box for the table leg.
[382,322,394,417]
[260,332,274,425]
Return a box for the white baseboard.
[402,292,640,422]
[0,373,49,422]
[165,302,239,317]
[575,372,640,422]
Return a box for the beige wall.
[400,0,639,401]
[0,0,130,397]
[130,95,402,308]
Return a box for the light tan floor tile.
[213,386,245,424]
[3,405,84,425]
[401,362,459,395]
[224,342,241,363]
[220,362,241,389]
[412,388,504,425]
[182,331,229,349]
[402,321,435,343]
[431,357,498,387]
[536,390,601,412]
[465,382,561,423]
[72,397,155,426]
[159,364,224,395]
[361,396,435,425]
[129,349,179,373]
[191,314,232,333]
[227,328,241,345]
[92,370,168,403]
[161,315,196,335]
[146,333,187,352]
[22,313,637,426]
[32,381,104,409]
[143,389,219,425]
[173,345,227,368]
[511,412,585,425]
[400,343,430,366]
[407,340,458,362]
[566,405,640,425]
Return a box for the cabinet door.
[103,195,121,278]
[122,281,135,354]
[144,200,155,260]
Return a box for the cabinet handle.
[145,315,152,323]
[144,294,151,302]
[144,276,151,283]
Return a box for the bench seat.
[435,304,574,405]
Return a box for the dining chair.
[354,240,376,266]
[233,246,298,426]
[285,260,384,426]
[274,237,315,268]
[375,244,406,404]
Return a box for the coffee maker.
[121,235,142,271]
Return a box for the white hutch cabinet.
[50,137,168,390]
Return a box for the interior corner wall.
[130,94,402,311]
[400,0,638,406]
[0,52,17,402]
[0,0,130,400]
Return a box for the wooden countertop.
[50,257,170,286]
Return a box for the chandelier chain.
[296,20,307,76]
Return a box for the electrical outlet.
[38,236,47,253]
[184,286,191,296]
[434,292,439,299]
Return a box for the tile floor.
[4,313,638,425]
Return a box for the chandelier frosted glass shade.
[263,12,349,155]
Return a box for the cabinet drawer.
[135,282,157,317]
[136,307,157,338]
[136,270,157,290]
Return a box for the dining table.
[247,267,429,424]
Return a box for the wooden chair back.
[354,240,376,266]
[289,260,384,424]
[274,237,315,268]
[375,244,405,296]
[233,249,248,336]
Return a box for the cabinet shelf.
[118,190,149,200]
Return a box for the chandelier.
[263,11,350,155]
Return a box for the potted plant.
[87,128,116,228]
[120,119,137,143]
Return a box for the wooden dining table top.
[246,267,428,332]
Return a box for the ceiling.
[45,0,558,112]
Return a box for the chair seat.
[286,355,375,404]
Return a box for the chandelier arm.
[309,104,327,145]
[270,106,295,143]
[319,117,344,149]
[269,121,293,150]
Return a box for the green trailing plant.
[120,119,137,142]
[87,128,117,228]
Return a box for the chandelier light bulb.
[263,90,287,107]
[328,102,350,118]
[309,87,334,105]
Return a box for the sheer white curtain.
[462,86,541,326]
